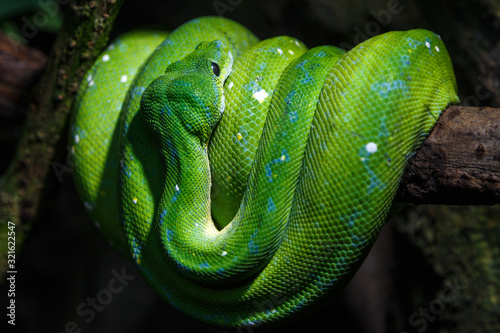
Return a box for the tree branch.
[0,0,124,281]
[397,106,500,205]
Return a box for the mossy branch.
[0,0,124,281]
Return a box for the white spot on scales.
[102,54,110,62]
[365,142,378,154]
[86,74,94,87]
[252,89,268,103]
[121,75,128,83]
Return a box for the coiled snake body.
[70,16,458,329]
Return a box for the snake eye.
[211,62,220,77]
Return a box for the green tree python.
[69,16,459,329]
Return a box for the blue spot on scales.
[248,230,259,254]
[166,229,174,242]
[406,37,424,49]
[121,164,133,179]
[350,235,368,249]
[198,262,210,269]
[171,189,180,202]
[358,147,387,195]
[131,86,146,98]
[316,50,326,57]
[285,90,296,106]
[401,54,411,66]
[264,149,290,182]
[160,104,172,116]
[370,80,408,98]
[159,208,168,225]
[130,236,142,255]
[300,71,314,84]
[339,210,365,229]
[268,197,276,213]
[295,59,308,69]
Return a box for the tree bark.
[0,0,124,281]
[396,106,500,205]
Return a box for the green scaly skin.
[69,16,459,329]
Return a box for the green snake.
[69,16,459,329]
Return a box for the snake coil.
[70,16,459,329]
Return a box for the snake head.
[141,40,233,146]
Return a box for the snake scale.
[69,16,459,329]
